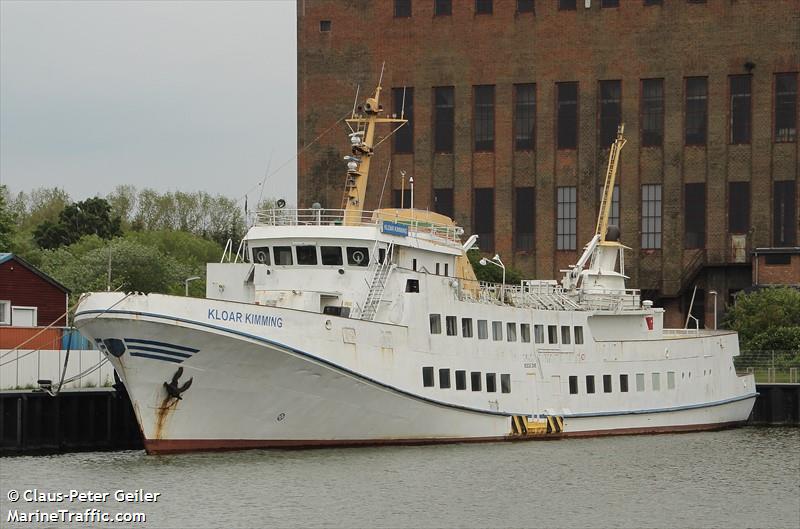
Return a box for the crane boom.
[595,124,627,241]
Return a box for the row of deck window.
[429,314,584,345]
[567,371,702,394]
[251,245,373,267]
[423,366,511,393]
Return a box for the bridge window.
[462,318,474,338]
[471,371,482,391]
[252,247,271,265]
[569,375,578,394]
[603,374,612,393]
[274,246,293,265]
[455,370,467,390]
[636,373,645,392]
[547,325,558,344]
[486,373,497,392]
[506,323,517,342]
[620,374,629,392]
[667,371,676,389]
[521,324,531,343]
[574,326,584,344]
[560,325,571,344]
[477,320,489,339]
[586,375,596,394]
[534,325,544,343]
[429,314,442,334]
[652,372,661,391]
[406,279,419,293]
[501,374,511,393]
[446,316,457,336]
[346,247,369,266]
[321,246,343,265]
[422,366,434,387]
[439,368,451,389]
[492,321,503,341]
[296,245,318,265]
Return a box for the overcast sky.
[0,0,297,207]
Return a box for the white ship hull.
[76,293,756,454]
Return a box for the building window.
[462,318,474,338]
[684,183,706,249]
[434,86,455,152]
[446,315,457,336]
[641,184,662,249]
[534,324,544,343]
[439,368,451,389]
[507,323,517,342]
[547,325,558,344]
[561,326,571,345]
[521,323,531,343]
[641,79,664,147]
[501,374,511,393]
[474,188,495,251]
[394,0,411,17]
[477,319,489,339]
[601,0,619,6]
[474,85,495,151]
[319,20,332,32]
[775,73,797,142]
[557,82,578,149]
[774,181,797,246]
[644,0,662,5]
[620,374,629,392]
[559,0,577,10]
[434,188,454,218]
[486,373,497,392]
[0,301,9,325]
[685,77,708,145]
[608,185,620,228]
[515,187,535,251]
[423,366,434,387]
[652,372,661,391]
[569,375,578,394]
[586,375,596,394]
[635,373,645,392]
[456,370,467,390]
[476,0,493,14]
[667,371,675,389]
[392,87,414,153]
[599,80,621,148]
[435,0,452,16]
[603,374,612,393]
[430,314,442,334]
[557,186,577,250]
[574,326,584,344]
[514,84,536,150]
[730,76,752,144]
[492,320,503,341]
[517,0,534,13]
[728,182,750,234]
[471,371,482,391]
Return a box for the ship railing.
[457,279,583,310]
[578,289,641,311]
[255,208,462,243]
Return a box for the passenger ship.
[75,80,756,454]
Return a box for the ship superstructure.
[75,78,756,454]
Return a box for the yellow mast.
[595,124,627,242]
[341,76,407,226]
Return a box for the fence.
[734,350,800,383]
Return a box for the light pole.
[709,290,718,330]
[185,276,201,297]
[479,254,505,303]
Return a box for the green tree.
[467,249,523,284]
[34,197,122,249]
[0,185,15,251]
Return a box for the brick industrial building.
[297,0,799,327]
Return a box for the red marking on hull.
[142,420,748,455]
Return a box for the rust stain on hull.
[154,396,179,440]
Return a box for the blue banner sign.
[381,221,409,237]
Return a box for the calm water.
[1,427,798,529]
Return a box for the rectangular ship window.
[429,314,441,334]
[667,371,675,389]
[446,316,457,336]
[477,320,489,339]
[501,374,511,393]
[346,247,369,266]
[492,321,503,341]
[455,370,467,390]
[320,246,343,265]
[252,247,271,265]
[273,246,293,265]
[439,368,451,389]
[471,371,482,391]
[462,318,474,338]
[534,325,544,343]
[521,324,531,343]
[636,373,645,392]
[423,367,434,387]
[296,245,318,265]
[574,326,584,344]
[547,325,558,344]
[586,375,596,394]
[652,372,661,391]
[620,374,629,392]
[486,373,497,392]
[561,325,571,344]
[603,374,612,393]
[506,323,517,342]
[569,375,578,394]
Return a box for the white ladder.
[360,243,395,321]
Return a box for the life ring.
[255,250,269,263]
[352,250,365,264]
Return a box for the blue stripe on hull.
[125,345,193,358]
[124,338,198,353]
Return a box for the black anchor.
[164,367,193,400]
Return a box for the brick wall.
[754,254,800,285]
